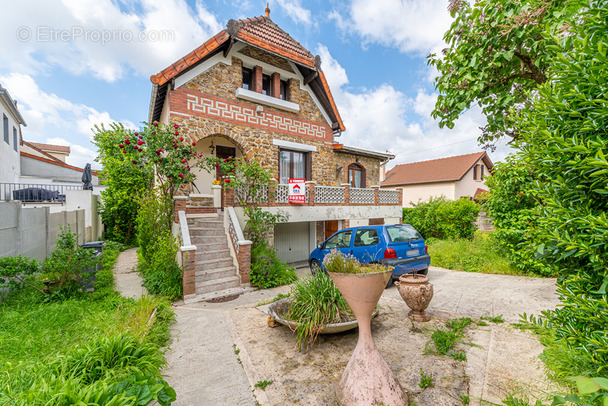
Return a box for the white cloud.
[274,0,312,25]
[0,73,135,140]
[330,0,452,56]
[0,0,223,82]
[317,44,514,167]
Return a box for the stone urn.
[328,269,406,406]
[395,274,434,322]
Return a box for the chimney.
[265,3,270,17]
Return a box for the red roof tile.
[27,142,70,154]
[382,152,493,186]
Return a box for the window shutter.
[473,165,478,180]
[305,152,312,181]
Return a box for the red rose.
[224,179,230,183]
[215,163,219,168]
[179,173,184,178]
[134,132,138,136]
[132,160,137,164]
[182,158,187,163]
[179,137,184,142]
[122,150,126,154]
[192,142,196,146]
[133,145,138,149]
[174,123,179,129]
[118,144,124,148]
[125,139,131,145]
[152,131,156,135]
[158,159,162,163]
[153,122,158,127]
[137,140,144,145]
[175,131,179,136]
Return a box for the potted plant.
[394,269,434,322]
[323,250,406,406]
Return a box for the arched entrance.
[190,135,245,195]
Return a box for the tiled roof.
[150,16,314,86]
[27,142,70,154]
[382,152,493,186]
[20,152,84,172]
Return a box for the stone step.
[191,235,227,245]
[195,276,241,295]
[196,242,231,252]
[195,266,237,283]
[183,285,256,304]
[197,249,231,261]
[188,219,224,228]
[189,227,225,237]
[196,257,234,270]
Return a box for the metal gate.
[274,222,310,263]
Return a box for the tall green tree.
[518,0,608,370]
[93,123,153,244]
[428,0,576,146]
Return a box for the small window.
[262,74,271,95]
[348,163,365,188]
[13,127,17,151]
[480,165,485,180]
[473,164,484,181]
[280,80,289,100]
[325,230,353,249]
[279,149,310,184]
[473,165,478,180]
[242,67,252,90]
[3,114,8,144]
[354,229,379,247]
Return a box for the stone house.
[381,152,493,207]
[148,8,403,301]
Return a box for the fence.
[0,183,82,202]
[0,202,86,261]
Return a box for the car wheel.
[310,260,322,275]
[419,268,429,276]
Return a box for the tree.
[517,0,608,371]
[428,0,575,146]
[93,123,153,244]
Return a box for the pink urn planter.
[395,274,434,322]
[328,269,406,406]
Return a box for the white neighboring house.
[381,152,493,207]
[0,83,26,184]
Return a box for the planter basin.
[267,298,379,334]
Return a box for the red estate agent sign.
[288,178,306,204]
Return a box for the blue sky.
[1,0,514,170]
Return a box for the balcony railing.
[0,183,82,202]
[224,183,402,207]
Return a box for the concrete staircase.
[187,212,244,300]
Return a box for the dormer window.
[280,80,288,100]
[242,67,253,90]
[262,74,271,95]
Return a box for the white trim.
[272,139,317,152]
[174,53,233,89]
[235,88,300,113]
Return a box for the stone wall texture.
[169,48,384,190]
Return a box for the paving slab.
[112,247,146,299]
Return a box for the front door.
[325,220,339,240]
[216,145,236,208]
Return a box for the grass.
[0,243,176,405]
[254,380,273,390]
[426,317,473,360]
[427,232,525,275]
[286,272,353,352]
[419,369,434,388]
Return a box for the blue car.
[309,224,431,286]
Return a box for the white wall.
[0,99,21,184]
[190,136,244,195]
[455,161,488,199]
[400,182,456,207]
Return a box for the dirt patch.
[205,294,241,303]
[228,298,469,405]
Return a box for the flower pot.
[395,274,434,322]
[328,270,406,406]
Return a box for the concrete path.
[112,247,146,299]
[161,266,560,405]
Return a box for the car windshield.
[386,225,422,242]
[324,230,353,249]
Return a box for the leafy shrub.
[0,256,40,294]
[403,196,480,240]
[139,232,183,300]
[136,191,173,264]
[286,271,352,352]
[250,241,297,289]
[244,206,286,247]
[322,249,387,274]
